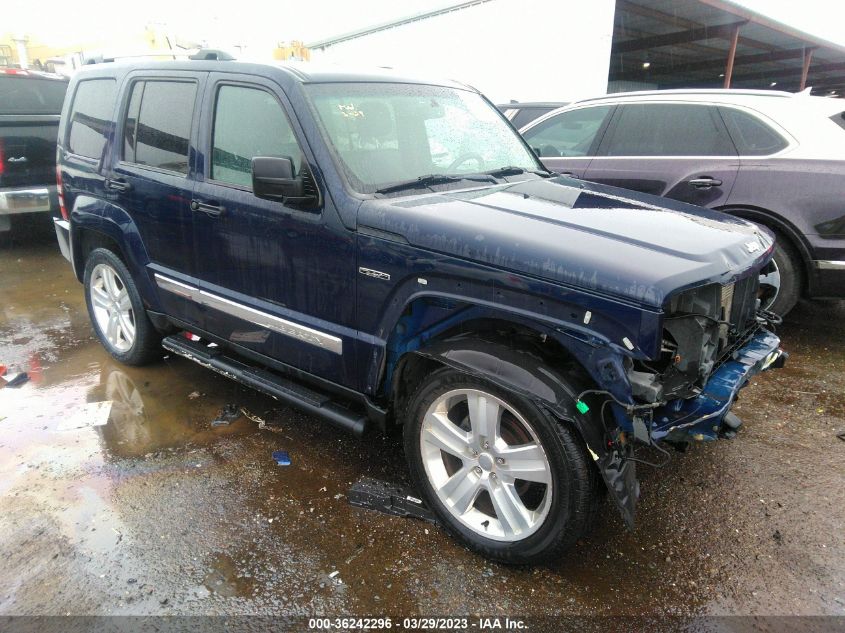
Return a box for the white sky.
[5,0,845,52]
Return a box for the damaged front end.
[593,271,787,526]
[626,272,786,442]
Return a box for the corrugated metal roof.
[612,0,845,96]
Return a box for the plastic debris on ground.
[4,372,29,388]
[56,401,113,431]
[240,408,266,426]
[272,450,291,466]
[187,391,201,400]
[211,404,241,426]
[348,477,437,524]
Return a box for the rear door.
[519,104,614,178]
[191,73,358,388]
[109,71,206,327]
[584,102,739,207]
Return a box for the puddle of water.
[2,237,843,617]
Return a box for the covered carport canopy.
[611,0,845,96]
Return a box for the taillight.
[0,139,5,177]
[56,165,68,220]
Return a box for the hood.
[358,177,773,307]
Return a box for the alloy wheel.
[89,263,136,353]
[419,388,553,542]
[759,259,781,311]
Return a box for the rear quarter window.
[0,76,68,114]
[719,107,789,155]
[831,111,845,131]
[67,78,117,159]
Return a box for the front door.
[519,104,615,178]
[191,73,358,388]
[584,102,739,208]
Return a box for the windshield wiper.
[482,166,555,178]
[375,173,495,195]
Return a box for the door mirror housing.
[252,156,316,205]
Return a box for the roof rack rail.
[82,48,235,65]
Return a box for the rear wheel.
[404,367,601,564]
[83,248,162,366]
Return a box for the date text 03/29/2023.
[308,617,528,630]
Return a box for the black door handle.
[105,178,131,192]
[190,199,225,217]
[688,177,723,189]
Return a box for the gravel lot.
[1,230,843,624]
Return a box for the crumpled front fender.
[413,332,639,529]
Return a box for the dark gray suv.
[520,89,845,315]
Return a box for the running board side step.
[162,335,368,436]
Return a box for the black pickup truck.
[0,69,68,232]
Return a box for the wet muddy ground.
[0,231,843,620]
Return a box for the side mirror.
[252,156,304,201]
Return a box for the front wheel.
[83,248,162,366]
[404,367,602,564]
[759,236,802,317]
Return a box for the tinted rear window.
[67,78,117,159]
[603,103,735,156]
[0,76,68,114]
[124,80,195,174]
[720,107,789,155]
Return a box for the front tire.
[404,367,601,564]
[83,248,162,366]
[760,236,801,317]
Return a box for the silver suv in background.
[520,89,845,316]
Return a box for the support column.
[723,24,741,88]
[800,47,815,91]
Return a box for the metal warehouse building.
[307,0,845,103]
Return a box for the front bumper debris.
[652,328,785,442]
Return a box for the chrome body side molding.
[153,273,343,355]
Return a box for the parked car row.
[52,59,787,563]
[518,90,845,316]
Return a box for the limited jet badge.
[358,267,390,281]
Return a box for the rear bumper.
[0,185,57,215]
[651,328,785,442]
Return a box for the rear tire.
[403,366,602,564]
[83,248,162,366]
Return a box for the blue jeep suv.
[53,60,785,563]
